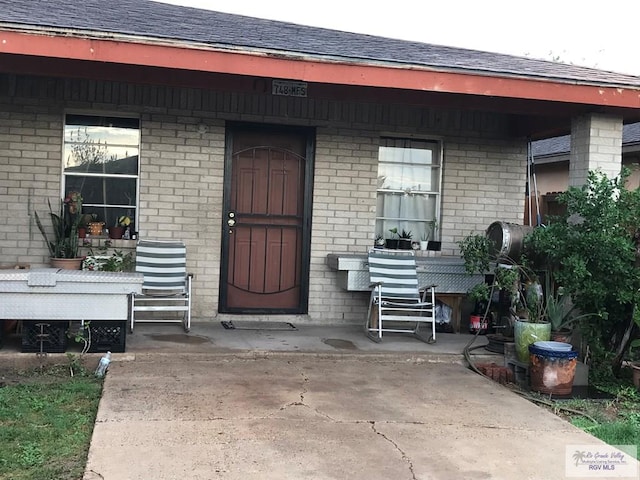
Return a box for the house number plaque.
[272,80,308,97]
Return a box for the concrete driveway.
[82,353,624,480]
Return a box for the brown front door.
[220,125,313,313]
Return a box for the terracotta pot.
[551,329,572,344]
[50,257,83,270]
[529,344,578,395]
[109,226,125,239]
[632,362,640,390]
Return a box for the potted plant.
[386,227,399,249]
[419,232,429,251]
[108,215,131,239]
[374,234,385,249]
[459,231,549,361]
[545,288,597,343]
[398,229,413,250]
[513,276,551,363]
[34,192,84,269]
[426,220,441,252]
[83,248,134,272]
[467,282,490,333]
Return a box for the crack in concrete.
[370,421,417,480]
[290,360,310,403]
[275,362,341,421]
[83,469,105,479]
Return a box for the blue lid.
[529,344,578,358]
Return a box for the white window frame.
[62,112,141,231]
[375,136,443,243]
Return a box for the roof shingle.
[1,0,639,88]
[532,123,640,157]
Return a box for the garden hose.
[462,296,598,425]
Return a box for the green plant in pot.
[398,229,413,250]
[419,231,430,251]
[524,168,640,378]
[467,282,491,333]
[386,227,399,249]
[513,276,551,363]
[545,288,597,343]
[459,231,547,360]
[34,191,84,268]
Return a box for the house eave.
[2,26,640,111]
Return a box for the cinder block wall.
[0,74,526,322]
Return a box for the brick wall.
[0,74,526,322]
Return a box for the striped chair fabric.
[368,250,420,299]
[130,240,192,333]
[136,240,187,292]
[366,249,436,343]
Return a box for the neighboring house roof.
[1,0,639,89]
[533,123,640,158]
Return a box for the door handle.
[227,219,236,227]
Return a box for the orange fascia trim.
[1,29,639,108]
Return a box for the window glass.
[376,138,442,242]
[63,114,140,230]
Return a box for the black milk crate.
[88,321,126,353]
[22,321,68,353]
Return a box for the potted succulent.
[34,192,84,269]
[419,232,429,251]
[514,276,551,363]
[386,227,399,249]
[398,229,413,250]
[545,288,596,343]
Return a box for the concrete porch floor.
[125,321,494,358]
[0,319,500,369]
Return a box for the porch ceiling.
[2,28,640,139]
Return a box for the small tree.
[526,168,640,378]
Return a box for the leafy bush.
[526,168,640,377]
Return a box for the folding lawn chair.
[130,239,192,333]
[366,248,436,343]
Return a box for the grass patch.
[532,382,640,448]
[0,362,103,480]
[566,385,640,447]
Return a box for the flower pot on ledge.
[108,226,125,239]
[50,257,83,270]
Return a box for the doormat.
[220,321,297,331]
